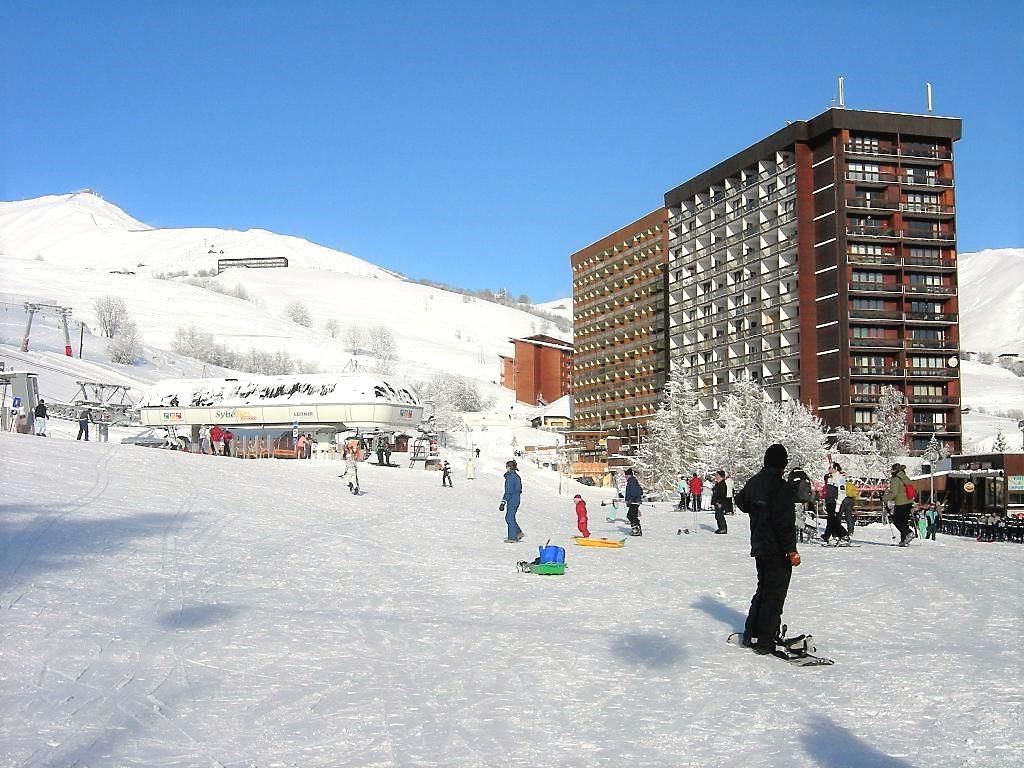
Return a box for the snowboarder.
[689,472,704,513]
[375,434,387,465]
[573,494,590,538]
[736,443,801,655]
[441,460,453,487]
[883,463,915,546]
[711,470,728,534]
[475,447,480,458]
[624,468,643,536]
[33,399,47,436]
[76,408,91,441]
[501,460,523,542]
[466,456,476,480]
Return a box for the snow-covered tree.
[345,325,365,355]
[93,295,129,338]
[631,359,704,493]
[993,428,1010,453]
[368,326,398,374]
[324,318,341,338]
[417,372,487,434]
[107,318,143,365]
[284,301,312,327]
[698,378,828,485]
[869,385,908,464]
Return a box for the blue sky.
[3,1,1021,301]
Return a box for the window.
[848,162,880,181]
[853,355,886,367]
[909,273,943,286]
[850,243,884,255]
[910,356,945,369]
[854,409,874,425]
[850,136,881,152]
[909,328,945,340]
[852,326,885,338]
[907,247,940,259]
[904,166,937,185]
[912,384,944,396]
[851,298,885,310]
[910,301,944,314]
[905,193,939,212]
[854,383,882,394]
[853,270,885,283]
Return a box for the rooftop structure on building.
[664,106,963,454]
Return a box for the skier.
[883,463,915,546]
[501,460,523,542]
[441,460,453,487]
[736,443,801,655]
[676,475,688,510]
[466,456,476,480]
[688,472,704,513]
[573,494,590,538]
[624,468,643,536]
[33,399,47,436]
[76,408,91,441]
[711,470,728,534]
[341,445,360,494]
[199,424,211,455]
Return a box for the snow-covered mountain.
[0,193,570,391]
[958,247,1024,355]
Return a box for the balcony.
[851,393,882,404]
[901,203,955,217]
[847,225,898,239]
[905,312,957,323]
[849,281,903,294]
[905,284,956,296]
[851,366,904,376]
[900,144,952,161]
[848,308,903,321]
[847,252,900,267]
[762,372,801,387]
[909,423,947,433]
[850,337,903,349]
[903,255,956,269]
[847,197,900,212]
[907,339,958,350]
[901,175,954,189]
[845,171,898,185]
[907,367,958,378]
[908,395,959,405]
[901,228,956,242]
[844,142,898,158]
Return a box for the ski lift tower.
[22,302,74,355]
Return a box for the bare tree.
[93,295,129,338]
[324,318,341,338]
[284,301,312,327]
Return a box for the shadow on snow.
[609,632,686,669]
[801,713,917,767]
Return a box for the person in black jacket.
[710,470,728,534]
[735,443,801,654]
[33,399,48,436]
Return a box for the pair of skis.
[727,629,835,667]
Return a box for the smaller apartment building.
[501,335,572,406]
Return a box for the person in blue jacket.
[624,468,644,536]
[500,460,524,542]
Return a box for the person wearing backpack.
[883,463,915,546]
[841,474,859,541]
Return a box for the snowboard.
[819,541,861,548]
[727,632,835,667]
[573,536,626,548]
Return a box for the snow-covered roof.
[140,373,420,409]
[541,395,572,419]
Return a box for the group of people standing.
[198,425,235,456]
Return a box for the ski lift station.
[139,373,424,438]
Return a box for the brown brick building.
[664,108,962,454]
[570,209,669,460]
[501,334,572,406]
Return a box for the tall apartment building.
[664,108,962,454]
[570,209,669,454]
[503,334,573,406]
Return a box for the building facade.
[505,334,573,406]
[570,209,669,456]
[664,108,962,454]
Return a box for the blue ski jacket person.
[501,460,523,541]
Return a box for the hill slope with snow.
[958,247,1024,355]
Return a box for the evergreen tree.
[993,427,1009,453]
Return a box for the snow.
[2,430,1023,767]
[958,248,1024,355]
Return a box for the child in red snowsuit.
[574,494,590,538]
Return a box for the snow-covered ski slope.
[0,193,569,385]
[2,432,1022,767]
[958,248,1024,355]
